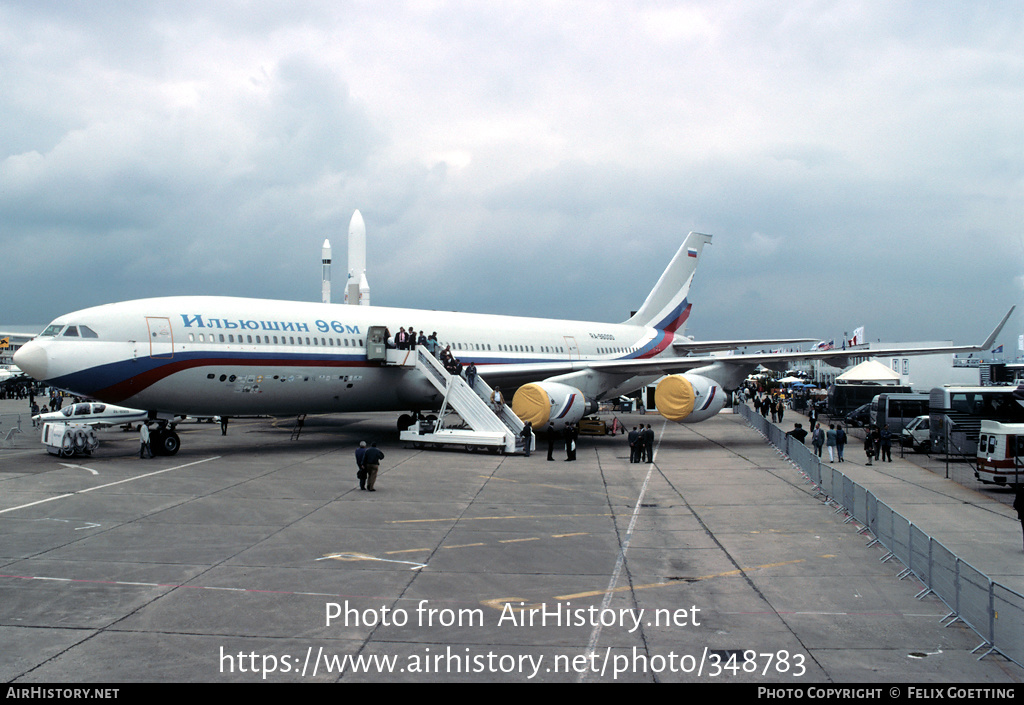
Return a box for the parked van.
[900,415,930,452]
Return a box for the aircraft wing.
[479,306,1015,387]
[672,337,818,354]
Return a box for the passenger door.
[146,317,174,359]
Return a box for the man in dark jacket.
[355,441,367,490]
[362,443,385,491]
[785,422,808,445]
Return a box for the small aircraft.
[0,365,24,385]
[13,232,1013,455]
[33,401,151,429]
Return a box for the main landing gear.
[149,424,181,456]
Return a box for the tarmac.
[0,397,1022,684]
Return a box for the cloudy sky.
[2,1,1022,349]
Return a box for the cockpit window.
[61,407,74,417]
[41,324,64,337]
[63,326,79,337]
[80,326,99,338]
[74,405,91,415]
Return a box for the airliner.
[13,232,1012,455]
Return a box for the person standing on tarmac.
[826,424,837,463]
[879,424,893,462]
[355,441,368,490]
[643,424,655,463]
[835,424,847,462]
[139,423,153,459]
[520,422,532,457]
[628,426,640,463]
[865,425,879,466]
[565,423,578,461]
[362,443,384,491]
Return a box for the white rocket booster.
[321,239,331,304]
[346,209,370,306]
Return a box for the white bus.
[869,392,929,437]
[928,386,1024,455]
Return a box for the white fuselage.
[17,296,680,417]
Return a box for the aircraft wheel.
[158,431,181,456]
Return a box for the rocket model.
[346,209,370,306]
[321,239,331,304]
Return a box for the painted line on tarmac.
[387,512,614,524]
[0,456,221,515]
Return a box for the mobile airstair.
[390,348,533,454]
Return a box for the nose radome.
[13,341,48,380]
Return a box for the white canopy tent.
[836,360,901,383]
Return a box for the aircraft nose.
[13,341,49,380]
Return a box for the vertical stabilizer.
[623,232,712,332]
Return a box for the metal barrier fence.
[737,403,1024,668]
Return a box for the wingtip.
[979,305,1015,351]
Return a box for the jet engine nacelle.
[512,381,592,431]
[654,373,726,423]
